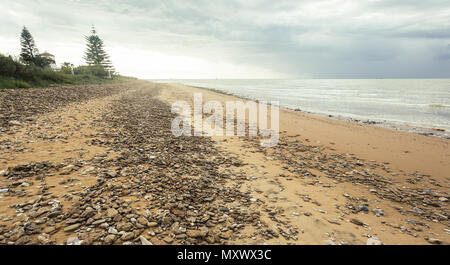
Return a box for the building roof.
[40,52,55,57]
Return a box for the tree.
[34,55,55,68]
[19,27,54,68]
[20,26,38,65]
[83,26,114,73]
[60,62,74,75]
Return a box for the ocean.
[152,79,450,134]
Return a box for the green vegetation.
[0,26,128,90]
[84,26,115,73]
[20,26,55,68]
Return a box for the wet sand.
[158,81,450,245]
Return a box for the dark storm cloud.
[0,0,449,78]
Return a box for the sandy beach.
[0,80,448,245]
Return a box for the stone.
[108,227,118,234]
[42,226,56,234]
[117,222,133,231]
[139,235,152,245]
[427,238,442,245]
[148,222,158,227]
[104,234,116,244]
[37,233,51,244]
[187,229,206,238]
[8,120,22,126]
[137,217,148,226]
[66,236,82,245]
[107,170,117,178]
[163,236,173,244]
[372,208,384,217]
[358,205,369,213]
[121,232,135,241]
[220,231,232,239]
[350,218,364,226]
[64,223,81,232]
[106,208,118,218]
[366,237,382,245]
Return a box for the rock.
[220,231,232,239]
[104,234,116,244]
[358,205,369,213]
[108,227,118,234]
[37,233,51,244]
[42,227,56,234]
[438,197,448,202]
[107,170,117,178]
[350,218,364,226]
[187,229,206,238]
[406,219,416,225]
[8,120,22,126]
[62,165,75,171]
[137,217,148,226]
[121,232,135,241]
[163,236,173,244]
[0,170,9,176]
[116,222,133,231]
[327,219,341,225]
[0,188,8,194]
[66,236,82,245]
[372,208,384,217]
[366,237,383,245]
[427,238,442,245]
[106,208,118,218]
[148,222,158,227]
[64,223,81,232]
[139,235,152,245]
[325,239,336,245]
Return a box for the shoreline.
[0,80,449,245]
[161,82,449,140]
[156,80,450,244]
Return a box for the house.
[40,51,58,69]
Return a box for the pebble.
[66,237,82,245]
[64,223,81,232]
[366,237,383,245]
[426,238,442,245]
[139,235,152,245]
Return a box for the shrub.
[0,54,17,76]
[73,65,108,78]
[0,76,31,89]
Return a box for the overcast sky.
[0,0,449,78]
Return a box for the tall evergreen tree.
[83,26,114,72]
[20,26,38,64]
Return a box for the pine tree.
[83,26,114,73]
[20,26,38,65]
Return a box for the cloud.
[0,0,449,78]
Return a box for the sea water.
[153,79,450,132]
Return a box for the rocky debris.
[66,236,83,245]
[0,86,263,245]
[426,238,442,245]
[0,83,125,132]
[64,223,81,232]
[1,82,448,245]
[350,218,365,226]
[139,235,152,245]
[243,132,450,228]
[366,237,383,245]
